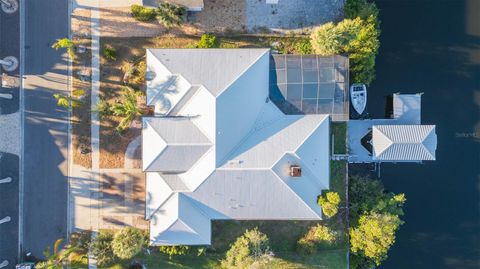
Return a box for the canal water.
[366,0,480,268]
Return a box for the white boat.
[350,83,367,115]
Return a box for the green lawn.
[331,122,347,155]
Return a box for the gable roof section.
[143,117,212,172]
[372,125,437,161]
[149,193,211,245]
[148,49,270,97]
[186,169,322,220]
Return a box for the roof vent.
[290,165,302,177]
[145,71,156,81]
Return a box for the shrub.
[111,87,143,132]
[89,230,115,266]
[94,98,112,119]
[297,224,336,254]
[123,61,146,88]
[112,228,146,259]
[310,16,380,85]
[197,34,219,48]
[345,0,379,20]
[318,191,341,218]
[70,231,92,254]
[297,237,316,254]
[294,39,313,55]
[156,2,186,28]
[111,227,145,260]
[310,22,343,56]
[131,4,157,22]
[222,228,271,268]
[103,45,117,61]
[159,246,190,260]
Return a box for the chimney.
[290,165,302,177]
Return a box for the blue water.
[369,0,480,268]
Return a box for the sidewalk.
[68,0,148,233]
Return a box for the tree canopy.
[350,212,403,265]
[318,191,341,218]
[51,38,75,60]
[222,228,271,268]
[111,227,145,260]
[348,175,406,268]
[310,16,380,85]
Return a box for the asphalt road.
[0,1,20,267]
[0,153,19,267]
[22,0,69,258]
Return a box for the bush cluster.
[131,5,157,22]
[156,2,187,28]
[318,191,341,218]
[197,34,220,48]
[297,224,336,254]
[103,45,117,61]
[310,0,380,85]
[348,176,407,268]
[222,228,272,268]
[89,227,148,266]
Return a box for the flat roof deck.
[269,54,349,121]
[348,119,404,163]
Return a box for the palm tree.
[156,2,186,28]
[53,89,85,110]
[111,87,143,132]
[35,239,78,269]
[52,38,76,60]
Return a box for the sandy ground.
[99,7,166,37]
[72,8,91,38]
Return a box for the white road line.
[18,0,25,260]
[67,0,73,238]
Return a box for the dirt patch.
[72,8,91,38]
[100,7,166,37]
[71,36,92,168]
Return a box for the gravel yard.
[246,0,344,31]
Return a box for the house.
[348,93,438,163]
[143,49,331,245]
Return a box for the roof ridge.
[269,164,323,219]
[215,49,270,97]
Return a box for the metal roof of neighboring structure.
[392,93,421,124]
[144,49,331,245]
[144,0,204,11]
[372,125,437,161]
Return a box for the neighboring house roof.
[144,0,204,11]
[372,125,437,161]
[392,93,421,124]
[143,49,331,245]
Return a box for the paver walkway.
[69,1,147,235]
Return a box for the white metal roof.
[144,49,331,246]
[372,125,437,161]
